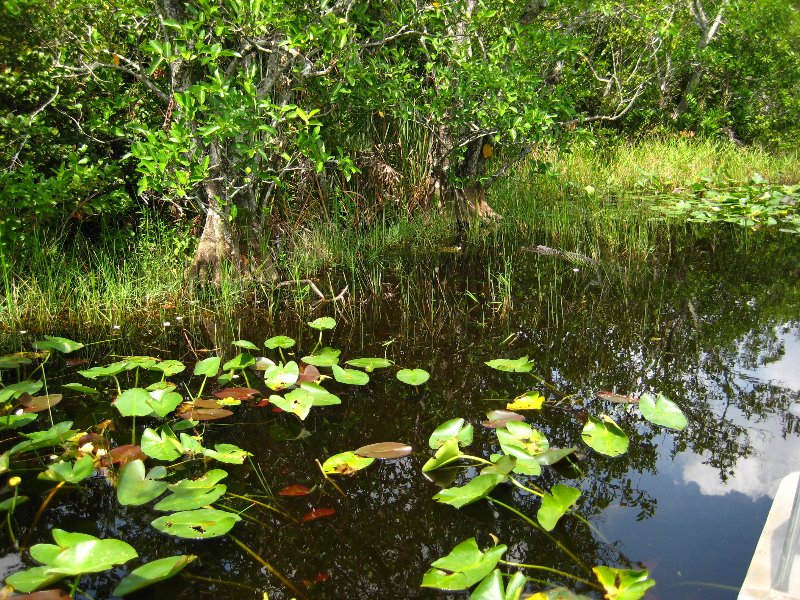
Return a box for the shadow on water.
[1,225,799,599]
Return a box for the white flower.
[95,448,107,458]
[79,442,95,454]
[163,321,171,327]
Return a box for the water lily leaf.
[105,445,146,467]
[307,317,336,330]
[114,388,156,417]
[269,391,313,420]
[151,508,240,539]
[178,433,204,455]
[213,387,260,400]
[202,443,252,464]
[178,407,234,421]
[433,473,506,508]
[481,454,517,476]
[422,438,462,473]
[332,364,370,385]
[0,412,38,430]
[429,418,473,449]
[495,421,549,475]
[0,380,43,404]
[0,353,33,368]
[535,447,577,466]
[265,335,296,349]
[298,364,321,382]
[78,361,127,380]
[150,360,186,377]
[537,484,581,531]
[355,442,413,459]
[527,588,592,599]
[140,427,183,461]
[322,451,374,475]
[146,389,183,418]
[117,459,168,506]
[122,356,158,370]
[345,357,393,372]
[301,347,341,367]
[10,421,76,455]
[506,391,545,411]
[63,383,99,395]
[264,361,300,390]
[221,353,255,371]
[581,415,629,457]
[298,382,341,406]
[277,484,311,496]
[396,368,429,386]
[638,392,687,431]
[113,555,197,597]
[592,567,655,600]
[46,538,137,576]
[482,410,526,429]
[0,495,29,513]
[302,507,336,522]
[232,339,259,351]
[193,356,221,377]
[421,538,507,590]
[471,569,527,600]
[38,455,94,484]
[32,336,84,354]
[485,356,534,373]
[253,356,276,370]
[154,481,226,511]
[5,567,65,593]
[596,391,638,405]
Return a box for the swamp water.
[1,227,799,599]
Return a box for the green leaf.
[32,336,84,354]
[140,427,183,461]
[154,478,227,512]
[10,421,76,455]
[63,383,100,395]
[307,316,336,330]
[0,354,32,368]
[0,380,43,404]
[429,418,474,449]
[269,390,313,420]
[0,451,9,474]
[495,421,549,476]
[79,361,128,380]
[232,339,259,351]
[202,443,252,464]
[150,360,186,377]
[114,388,158,417]
[592,566,655,600]
[151,508,240,539]
[485,356,534,373]
[322,451,374,475]
[264,361,300,390]
[396,368,430,386]
[345,357,393,372]
[46,538,138,575]
[421,538,507,590]
[113,555,197,596]
[147,389,183,418]
[332,364,370,385]
[471,569,527,600]
[422,437,462,473]
[38,455,94,484]
[193,356,221,377]
[301,347,341,367]
[433,473,506,508]
[5,566,64,593]
[0,495,28,513]
[0,412,38,430]
[537,484,581,531]
[265,335,296,349]
[581,415,629,457]
[117,459,168,506]
[298,382,341,406]
[638,392,687,431]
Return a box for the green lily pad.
[140,427,183,461]
[421,538,507,590]
[0,412,38,430]
[269,390,314,420]
[301,347,341,367]
[79,361,128,380]
[154,470,228,512]
[429,418,474,449]
[265,335,296,349]
[0,495,28,513]
[307,316,336,330]
[264,361,300,390]
[193,356,221,377]
[149,360,186,377]
[484,356,535,373]
[202,443,252,464]
[422,437,463,473]
[638,392,688,431]
[0,380,43,404]
[581,415,629,457]
[114,388,156,417]
[322,451,375,475]
[471,569,527,600]
[10,421,77,455]
[151,508,240,539]
[345,357,393,372]
[222,353,254,371]
[332,364,370,385]
[433,473,506,508]
[113,555,197,597]
[117,459,168,506]
[0,353,33,368]
[63,383,99,395]
[592,566,655,600]
[32,336,84,354]
[122,356,158,370]
[396,368,430,386]
[232,339,259,351]
[537,484,581,531]
[38,455,94,484]
[298,382,341,406]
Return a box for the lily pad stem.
[498,560,602,589]
[509,477,545,497]
[5,487,19,547]
[226,492,299,524]
[315,458,348,501]
[229,534,309,600]
[21,480,65,550]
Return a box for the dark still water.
[1,227,799,599]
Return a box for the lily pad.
[231,339,259,351]
[482,410,525,429]
[0,413,38,430]
[202,443,252,464]
[581,415,629,457]
[421,538,507,590]
[638,392,688,431]
[355,442,413,459]
[10,421,77,455]
[592,566,655,600]
[213,387,260,400]
[506,391,545,411]
[301,347,341,367]
[38,455,95,484]
[105,444,147,467]
[429,418,473,449]
[20,394,62,413]
[269,391,314,420]
[396,368,430,386]
[298,364,321,382]
[307,316,336,330]
[140,427,183,461]
[265,335,296,349]
[471,569,527,600]
[322,451,375,475]
[433,473,506,508]
[222,353,254,372]
[114,388,157,418]
[485,356,534,373]
[332,364,370,385]
[264,361,300,390]
[63,383,99,395]
[537,484,581,531]
[596,390,639,404]
[422,438,463,473]
[32,336,84,354]
[117,459,168,506]
[345,357,393,372]
[495,420,550,475]
[193,356,221,378]
[0,380,43,404]
[151,508,241,539]
[0,353,33,368]
[302,507,336,522]
[277,484,312,496]
[154,470,228,512]
[177,407,234,421]
[78,361,128,380]
[150,360,186,377]
[113,555,196,597]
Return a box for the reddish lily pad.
[213,387,260,400]
[20,394,63,413]
[298,364,321,383]
[277,484,312,497]
[105,444,147,467]
[354,442,413,459]
[178,407,234,421]
[302,507,336,522]
[482,410,526,429]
